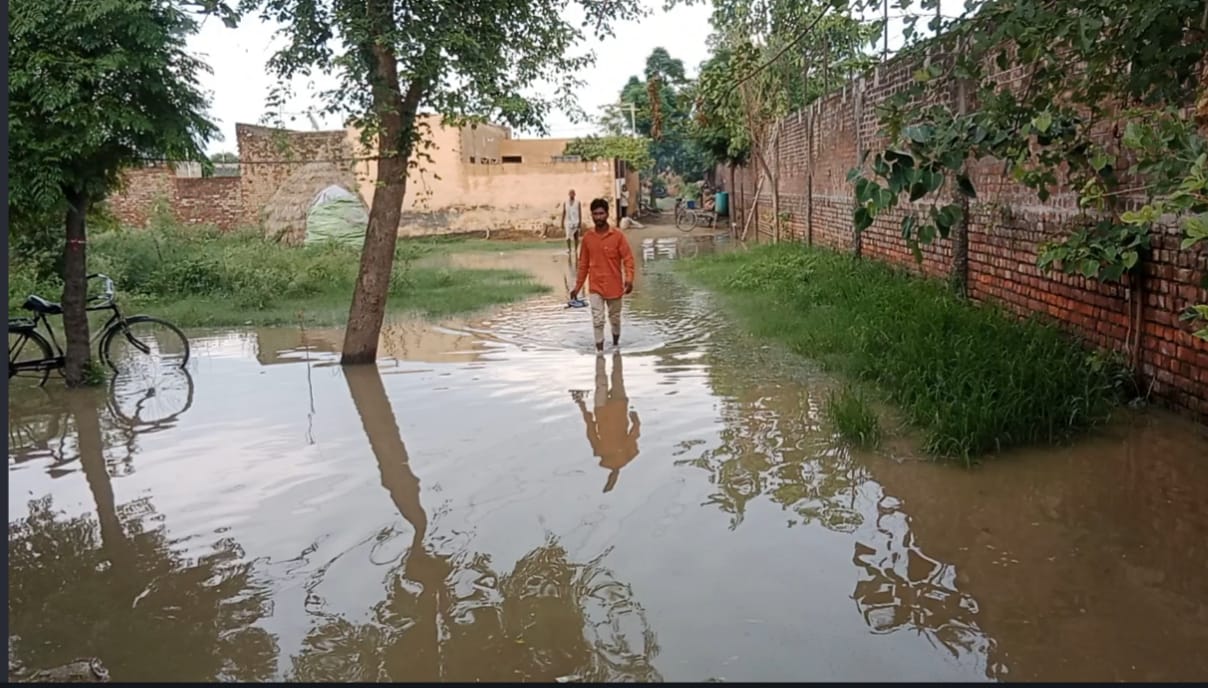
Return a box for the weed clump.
[682,243,1129,460]
[825,385,882,449]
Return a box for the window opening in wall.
[469,156,476,163]
[501,155,523,164]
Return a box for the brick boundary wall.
[108,165,243,230]
[723,52,1208,423]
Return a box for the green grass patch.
[8,223,549,328]
[680,243,1131,461]
[825,385,882,449]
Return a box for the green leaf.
[913,68,933,83]
[872,155,890,179]
[903,125,934,144]
[877,187,896,210]
[1080,258,1101,278]
[901,214,916,239]
[883,149,914,168]
[853,206,873,233]
[933,204,962,237]
[942,150,965,171]
[919,223,937,244]
[1121,250,1139,269]
[908,171,927,200]
[1182,214,1208,246]
[1032,111,1053,134]
[956,174,977,198]
[854,177,873,204]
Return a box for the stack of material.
[262,162,361,245]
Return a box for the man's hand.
[624,281,634,295]
[569,290,579,301]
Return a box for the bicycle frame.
[16,302,129,359]
[9,274,133,370]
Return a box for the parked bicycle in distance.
[8,273,190,388]
[674,197,720,233]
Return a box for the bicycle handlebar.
[86,273,116,305]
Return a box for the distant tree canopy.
[562,135,653,171]
[593,47,712,182]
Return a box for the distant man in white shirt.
[561,189,583,254]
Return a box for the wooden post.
[741,175,765,242]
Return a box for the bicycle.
[8,273,190,387]
[673,198,719,233]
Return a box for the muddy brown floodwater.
[8,233,1208,682]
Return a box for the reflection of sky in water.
[4,262,997,682]
[11,250,1208,682]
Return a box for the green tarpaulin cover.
[304,185,368,247]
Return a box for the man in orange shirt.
[570,198,636,353]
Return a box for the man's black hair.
[590,198,609,213]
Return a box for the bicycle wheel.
[8,328,53,388]
[101,315,191,373]
[677,210,697,232]
[108,363,195,429]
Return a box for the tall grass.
[8,220,549,326]
[682,243,1131,461]
[825,385,882,449]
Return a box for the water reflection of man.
[571,353,641,493]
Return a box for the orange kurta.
[573,227,635,300]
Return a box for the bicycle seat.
[23,295,62,315]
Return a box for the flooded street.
[9,234,1208,682]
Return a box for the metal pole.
[883,1,889,58]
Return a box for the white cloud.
[187,1,713,155]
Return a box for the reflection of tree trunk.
[341,364,444,681]
[68,390,135,575]
[62,189,92,386]
[343,366,427,544]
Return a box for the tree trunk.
[753,143,778,244]
[341,33,417,365]
[852,83,865,259]
[950,71,971,297]
[62,189,92,387]
[807,108,815,247]
[950,193,970,298]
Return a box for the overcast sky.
[187,0,958,155]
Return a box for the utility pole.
[617,102,638,136]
